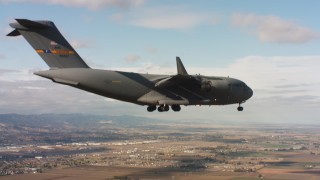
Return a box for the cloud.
[124,54,141,63]
[0,54,5,60]
[131,13,210,29]
[231,13,319,43]
[216,56,320,103]
[109,13,126,23]
[114,55,320,103]
[0,80,126,114]
[70,39,94,49]
[0,69,18,75]
[0,0,145,10]
[109,7,220,30]
[145,47,158,54]
[0,69,41,81]
[0,69,133,114]
[3,56,319,103]
[1,55,320,123]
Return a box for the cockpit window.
[234,83,246,87]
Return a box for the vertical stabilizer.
[7,19,90,69]
[176,56,188,75]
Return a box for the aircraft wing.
[154,56,201,88]
[154,74,199,88]
[137,84,209,105]
[146,57,211,105]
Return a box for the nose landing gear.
[237,106,243,111]
[237,102,244,111]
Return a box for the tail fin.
[7,19,90,69]
[176,56,188,75]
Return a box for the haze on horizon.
[0,0,319,124]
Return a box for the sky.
[0,0,320,124]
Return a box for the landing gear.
[148,104,181,112]
[237,103,244,111]
[164,105,169,111]
[158,104,169,112]
[157,106,164,112]
[171,104,181,112]
[147,105,156,112]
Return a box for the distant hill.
[0,114,171,144]
[0,113,164,129]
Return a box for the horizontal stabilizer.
[6,29,21,36]
[34,70,79,86]
[15,19,51,29]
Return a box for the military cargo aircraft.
[7,19,253,112]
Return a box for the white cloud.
[0,69,41,81]
[2,56,319,102]
[124,54,141,63]
[131,13,213,29]
[231,13,319,43]
[0,79,125,114]
[114,56,320,104]
[70,39,94,49]
[145,47,158,54]
[224,56,320,101]
[0,54,6,60]
[109,13,126,23]
[0,69,18,75]
[1,55,319,123]
[109,7,220,30]
[0,0,145,10]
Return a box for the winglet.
[176,57,188,75]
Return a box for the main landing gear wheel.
[147,105,156,112]
[158,105,169,112]
[164,105,169,111]
[148,104,181,112]
[171,104,181,112]
[157,106,164,112]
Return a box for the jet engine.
[200,79,212,92]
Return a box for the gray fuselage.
[35,68,253,106]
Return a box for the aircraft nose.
[247,87,253,99]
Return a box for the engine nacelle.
[200,80,212,92]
